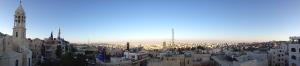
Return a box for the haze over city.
[3,0,300,66]
[1,0,300,43]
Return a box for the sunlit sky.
[1,0,300,43]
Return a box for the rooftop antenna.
[172,28,174,48]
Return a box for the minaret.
[13,0,26,39]
[58,28,61,39]
[126,42,130,50]
[49,32,53,40]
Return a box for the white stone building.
[211,54,257,66]
[288,36,300,66]
[268,44,288,66]
[28,38,44,66]
[0,1,32,66]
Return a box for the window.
[275,63,280,66]
[292,48,296,52]
[292,55,296,60]
[15,32,18,37]
[15,60,18,66]
[28,58,31,66]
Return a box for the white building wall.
[288,44,300,66]
[269,44,288,66]
[233,60,256,66]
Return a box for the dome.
[15,4,25,15]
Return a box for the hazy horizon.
[1,0,300,43]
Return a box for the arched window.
[15,32,18,37]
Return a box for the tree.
[56,45,62,58]
[60,53,75,66]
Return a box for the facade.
[0,1,32,66]
[43,31,69,62]
[288,36,300,66]
[162,42,167,49]
[247,52,269,66]
[211,51,268,66]
[211,54,256,66]
[28,38,44,66]
[268,44,288,66]
[190,54,212,66]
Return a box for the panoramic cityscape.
[1,0,300,66]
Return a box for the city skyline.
[1,0,300,43]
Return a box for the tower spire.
[19,0,23,5]
[49,31,53,40]
[58,27,61,39]
[172,28,174,48]
[13,0,26,39]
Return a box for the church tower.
[13,0,26,39]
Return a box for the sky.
[1,0,300,43]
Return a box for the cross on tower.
[20,0,22,4]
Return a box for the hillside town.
[1,0,300,66]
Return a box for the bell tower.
[13,0,26,39]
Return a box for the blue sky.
[1,0,300,43]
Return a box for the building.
[43,30,69,62]
[148,54,194,66]
[211,54,257,66]
[126,42,130,50]
[191,54,212,66]
[28,38,44,66]
[163,42,166,49]
[288,36,300,66]
[247,51,269,66]
[268,44,288,66]
[0,1,32,66]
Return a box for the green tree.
[56,45,62,58]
